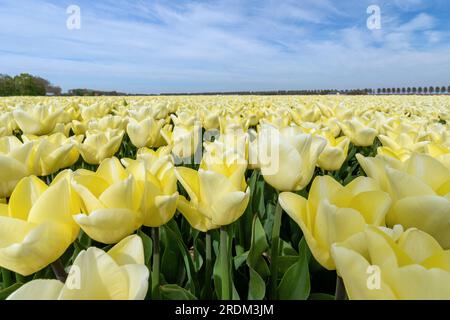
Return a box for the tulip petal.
[389,195,450,249]
[0,221,73,275]
[389,265,450,300]
[122,264,149,300]
[332,244,396,300]
[398,228,444,263]
[175,167,200,203]
[350,191,391,226]
[7,279,64,300]
[73,209,141,244]
[59,247,129,300]
[108,235,145,266]
[8,176,47,220]
[177,196,217,232]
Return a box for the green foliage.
[0,73,55,96]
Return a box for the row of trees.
[67,89,126,96]
[375,86,450,95]
[163,86,450,96]
[0,73,61,96]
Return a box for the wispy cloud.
[0,0,449,93]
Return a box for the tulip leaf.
[161,227,184,284]
[248,268,265,300]
[246,215,269,300]
[277,237,310,300]
[137,229,153,267]
[234,251,249,270]
[0,283,23,300]
[160,284,198,300]
[309,293,335,300]
[247,215,270,278]
[77,230,91,249]
[164,220,199,296]
[278,256,300,274]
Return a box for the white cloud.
[398,13,435,32]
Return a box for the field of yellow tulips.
[0,95,449,300]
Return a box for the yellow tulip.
[175,148,250,231]
[22,133,82,176]
[126,118,166,148]
[378,132,428,153]
[202,111,220,130]
[376,146,411,162]
[71,120,87,136]
[80,103,111,121]
[357,153,450,248]
[317,133,350,171]
[162,112,201,159]
[0,136,34,198]
[332,225,450,300]
[0,176,80,275]
[0,112,16,137]
[71,157,143,244]
[219,114,251,134]
[290,104,321,124]
[257,125,326,191]
[87,115,128,132]
[12,104,63,135]
[279,175,391,270]
[123,148,178,227]
[340,118,378,147]
[426,143,450,169]
[8,235,149,300]
[76,129,124,165]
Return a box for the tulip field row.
[0,95,449,300]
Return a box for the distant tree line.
[0,73,61,96]
[162,86,450,96]
[67,89,127,96]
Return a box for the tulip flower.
[76,129,124,165]
[357,153,450,248]
[122,148,178,227]
[202,111,220,130]
[0,176,80,275]
[175,148,250,231]
[279,175,391,270]
[317,133,350,171]
[426,143,450,169]
[71,157,143,244]
[13,104,63,135]
[339,118,378,147]
[0,136,34,198]
[257,125,326,191]
[8,235,149,300]
[22,133,82,176]
[162,112,201,159]
[219,115,250,134]
[80,102,111,121]
[87,115,128,132]
[331,225,450,300]
[126,117,166,148]
[71,120,88,136]
[0,112,16,137]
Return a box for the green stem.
[151,227,160,300]
[219,226,231,300]
[204,232,212,299]
[335,276,347,300]
[15,273,26,284]
[269,195,283,300]
[51,260,68,283]
[1,268,13,288]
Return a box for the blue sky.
[0,0,449,93]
